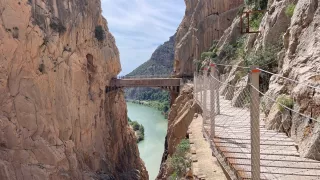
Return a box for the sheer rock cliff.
[157,84,200,179]
[0,0,147,179]
[174,0,244,77]
[200,0,320,160]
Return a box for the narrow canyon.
[1,0,320,180]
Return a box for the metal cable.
[249,84,319,123]
[257,68,320,90]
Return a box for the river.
[127,102,168,180]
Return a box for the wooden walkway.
[197,93,320,180]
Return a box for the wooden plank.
[214,138,296,146]
[239,171,318,180]
[198,92,320,179]
[228,158,320,169]
[235,165,320,176]
[215,142,298,151]
[218,145,300,156]
[215,135,295,142]
[221,152,318,162]
[215,131,289,138]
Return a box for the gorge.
[1,0,320,179]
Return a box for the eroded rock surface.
[157,84,200,179]
[212,0,320,160]
[174,0,244,77]
[259,0,320,160]
[0,0,147,179]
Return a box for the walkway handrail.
[194,63,320,179]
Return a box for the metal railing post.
[194,72,197,101]
[250,66,260,180]
[210,64,216,138]
[213,66,220,114]
[203,68,208,123]
[200,74,203,108]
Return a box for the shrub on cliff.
[95,25,105,41]
[244,45,281,72]
[201,51,217,61]
[285,4,296,18]
[130,121,140,131]
[129,120,145,143]
[276,95,294,112]
[245,0,268,10]
[168,139,191,178]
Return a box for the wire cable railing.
[194,63,320,180]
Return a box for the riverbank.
[127,102,168,180]
[128,117,145,143]
[127,99,169,118]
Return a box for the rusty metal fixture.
[240,10,266,34]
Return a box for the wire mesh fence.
[194,63,320,180]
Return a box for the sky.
[101,0,186,75]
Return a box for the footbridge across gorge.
[106,76,183,104]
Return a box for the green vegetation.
[126,35,174,76]
[95,25,105,41]
[285,4,296,18]
[245,0,268,10]
[276,95,294,112]
[198,36,246,74]
[243,0,267,31]
[128,117,145,143]
[126,88,170,117]
[250,13,264,31]
[168,139,191,178]
[124,35,174,117]
[130,99,170,118]
[201,51,217,61]
[244,45,281,72]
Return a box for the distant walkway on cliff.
[194,64,320,180]
[106,76,182,93]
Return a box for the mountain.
[127,35,175,76]
[125,35,175,117]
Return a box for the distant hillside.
[127,35,175,76]
[125,35,175,117]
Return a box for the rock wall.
[174,0,244,77]
[202,0,320,160]
[0,0,147,179]
[157,84,200,179]
[260,0,320,160]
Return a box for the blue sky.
[101,0,185,75]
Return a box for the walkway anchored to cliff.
[194,64,320,180]
[106,75,183,93]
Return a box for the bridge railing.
[116,75,193,79]
[117,75,175,79]
[194,63,320,179]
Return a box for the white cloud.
[101,0,185,75]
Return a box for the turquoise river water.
[127,102,168,180]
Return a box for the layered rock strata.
[174,0,244,77]
[157,84,200,179]
[0,0,147,179]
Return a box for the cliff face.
[260,0,320,160]
[0,0,147,179]
[174,0,244,77]
[200,0,320,160]
[157,84,200,179]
